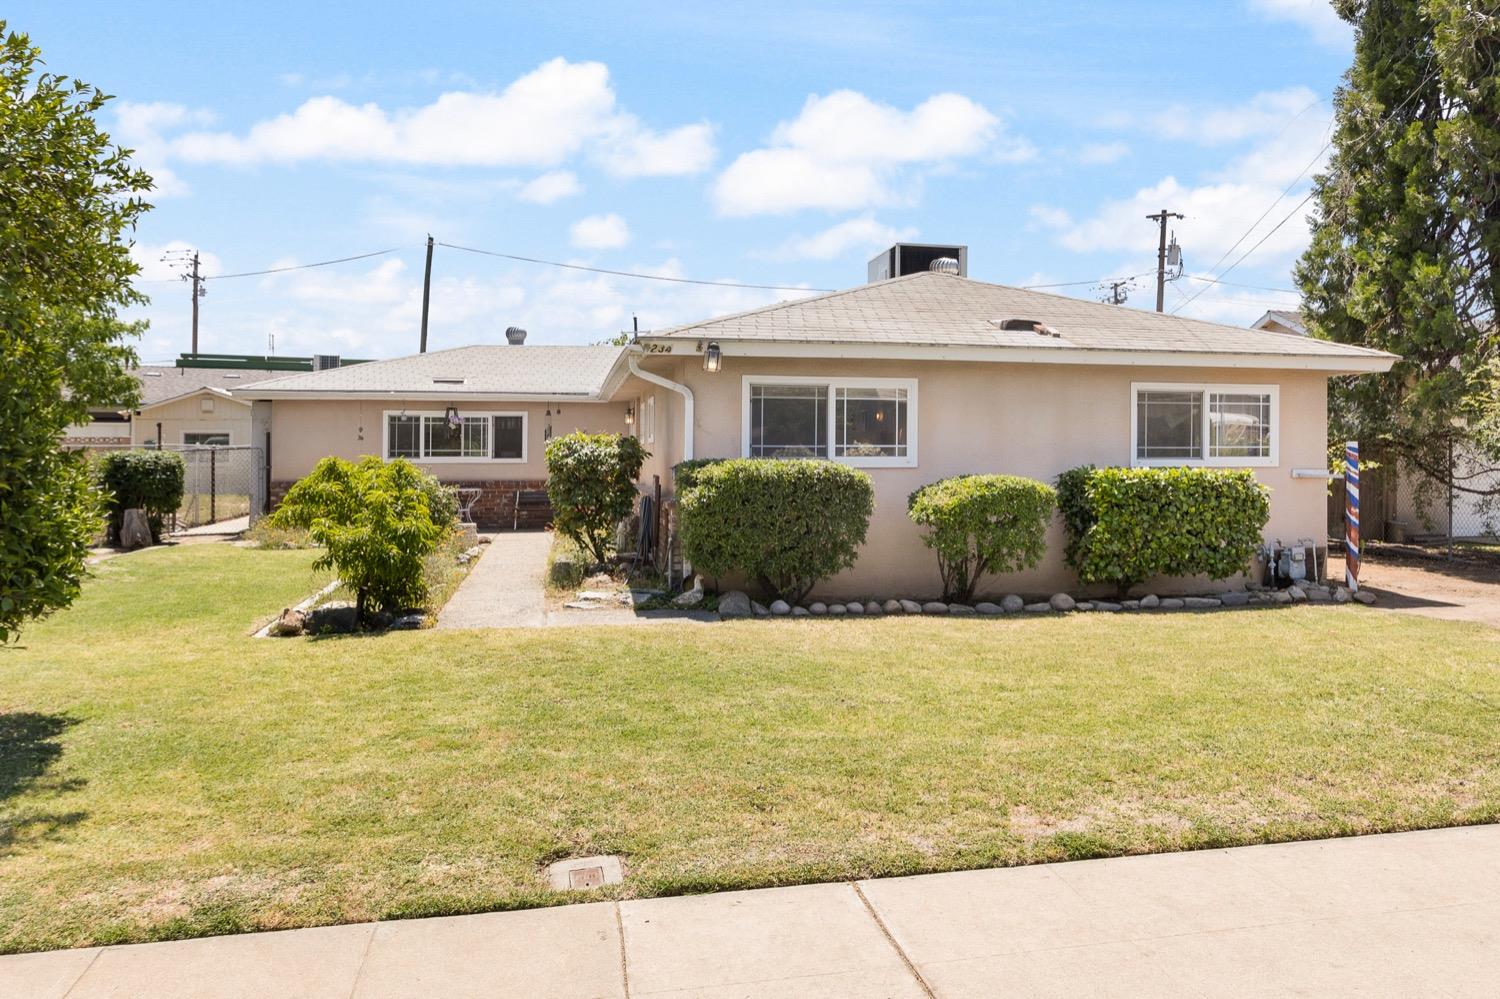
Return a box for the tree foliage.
[678,459,874,604]
[269,457,449,622]
[0,24,151,640]
[1297,1,1500,494]
[908,474,1056,603]
[545,432,648,565]
[1057,466,1270,596]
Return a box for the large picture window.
[1131,384,1276,467]
[384,411,527,462]
[743,377,917,467]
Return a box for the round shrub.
[545,432,648,565]
[269,456,447,622]
[1058,465,1270,595]
[678,458,874,604]
[908,474,1056,603]
[96,449,186,542]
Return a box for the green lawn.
[3,544,1499,953]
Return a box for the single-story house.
[62,363,290,450]
[1251,309,1308,337]
[240,247,1397,598]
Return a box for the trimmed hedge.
[678,458,874,604]
[1058,465,1270,595]
[673,458,725,492]
[545,432,648,565]
[96,449,185,542]
[908,474,1056,603]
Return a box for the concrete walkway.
[435,531,552,629]
[7,825,1497,997]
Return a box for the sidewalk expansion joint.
[851,881,936,999]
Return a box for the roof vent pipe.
[929,257,961,274]
[505,326,527,345]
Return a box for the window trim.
[740,375,918,468]
[644,393,656,446]
[1130,382,1278,468]
[381,409,528,464]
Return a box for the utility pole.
[419,235,434,353]
[189,252,202,353]
[1100,279,1131,306]
[162,248,208,354]
[1147,209,1184,312]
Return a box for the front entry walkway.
[7,825,1497,997]
[435,531,552,629]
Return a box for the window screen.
[492,415,524,459]
[1136,391,1203,460]
[749,384,827,458]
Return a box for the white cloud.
[594,119,716,177]
[1077,141,1130,165]
[113,101,216,198]
[517,171,582,204]
[713,89,1018,216]
[164,58,715,177]
[570,213,631,250]
[1248,0,1352,47]
[760,216,918,261]
[1151,86,1322,145]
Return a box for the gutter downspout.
[627,348,694,460]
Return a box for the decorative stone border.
[715,582,1376,620]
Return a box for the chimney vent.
[505,326,527,345]
[929,257,961,274]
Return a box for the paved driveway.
[8,825,1498,997]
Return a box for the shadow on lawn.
[0,712,88,855]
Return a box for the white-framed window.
[1131,383,1277,467]
[383,410,528,463]
[644,394,656,445]
[742,376,917,468]
[183,431,231,446]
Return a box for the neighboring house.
[1251,309,1308,337]
[243,246,1397,597]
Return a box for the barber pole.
[1345,441,1360,592]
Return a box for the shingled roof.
[642,271,1392,368]
[235,345,630,400]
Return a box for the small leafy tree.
[678,459,874,604]
[97,449,185,542]
[1,25,151,641]
[545,432,647,565]
[269,457,448,622]
[908,474,1056,603]
[1057,466,1269,596]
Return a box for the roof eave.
[232,389,614,402]
[633,336,1397,374]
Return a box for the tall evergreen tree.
[1297,0,1500,495]
[1,23,151,640]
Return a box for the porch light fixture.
[702,341,722,373]
[625,405,635,426]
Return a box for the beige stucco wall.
[267,397,632,482]
[642,354,1331,600]
[132,394,252,447]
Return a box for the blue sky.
[15,1,1351,361]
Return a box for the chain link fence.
[1390,449,1500,542]
[63,442,262,532]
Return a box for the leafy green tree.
[269,457,448,622]
[1,25,151,641]
[908,475,1056,603]
[544,432,647,565]
[1297,1,1500,496]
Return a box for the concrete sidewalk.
[8,825,1497,997]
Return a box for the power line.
[206,246,404,280]
[1182,274,1301,294]
[1172,66,1444,317]
[1021,271,1156,290]
[438,241,832,292]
